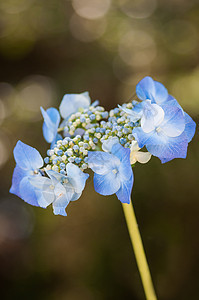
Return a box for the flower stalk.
[122,202,157,300]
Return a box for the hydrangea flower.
[10,76,196,216]
[29,164,89,216]
[10,141,44,206]
[132,105,190,162]
[87,143,133,204]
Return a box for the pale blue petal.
[118,157,133,182]
[19,176,41,207]
[66,163,89,193]
[54,181,69,197]
[141,101,164,133]
[93,172,121,196]
[41,107,60,128]
[71,192,82,202]
[91,100,99,107]
[153,81,168,104]
[53,206,67,216]
[146,132,188,160]
[10,165,29,198]
[102,136,119,152]
[136,76,155,101]
[111,143,130,164]
[116,173,134,204]
[28,176,55,208]
[46,169,64,182]
[133,127,168,148]
[43,122,55,143]
[161,105,185,137]
[165,96,184,112]
[59,92,91,119]
[41,107,60,143]
[132,128,154,148]
[184,112,196,142]
[14,140,43,171]
[53,194,70,216]
[88,151,120,175]
[118,105,142,122]
[159,157,173,164]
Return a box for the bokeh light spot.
[119,0,157,19]
[72,0,111,20]
[70,14,107,42]
[164,20,198,55]
[118,29,156,68]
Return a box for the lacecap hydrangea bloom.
[10,77,196,216]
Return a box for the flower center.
[112,168,118,174]
[50,185,54,190]
[156,126,162,133]
[63,178,69,184]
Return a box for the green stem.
[57,127,64,133]
[122,202,157,300]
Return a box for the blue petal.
[141,101,164,133]
[118,105,142,123]
[19,176,41,207]
[159,157,173,164]
[9,165,29,198]
[59,92,91,119]
[118,158,133,182]
[93,172,121,196]
[116,173,134,204]
[161,105,185,137]
[111,143,130,164]
[184,112,196,143]
[111,144,132,182]
[53,193,72,216]
[88,151,120,175]
[13,140,43,171]
[132,127,156,148]
[46,169,64,182]
[66,163,89,193]
[153,81,168,104]
[146,131,188,160]
[165,96,182,109]
[71,192,82,202]
[102,136,119,152]
[136,76,155,101]
[28,176,56,208]
[41,107,60,143]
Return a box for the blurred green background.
[0,0,199,299]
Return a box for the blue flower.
[87,143,133,204]
[10,141,44,206]
[29,163,89,216]
[132,105,195,163]
[59,92,91,120]
[40,107,62,147]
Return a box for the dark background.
[0,0,198,299]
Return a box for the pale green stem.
[122,202,157,300]
[57,127,64,133]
